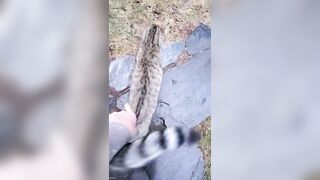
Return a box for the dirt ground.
[109,0,210,60]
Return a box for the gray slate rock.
[151,144,205,180]
[109,55,135,91]
[147,49,210,180]
[147,25,211,179]
[156,49,211,128]
[161,42,185,67]
[116,92,129,110]
[186,23,211,55]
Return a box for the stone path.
[109,24,211,180]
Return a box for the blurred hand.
[109,103,137,136]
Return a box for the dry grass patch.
[195,116,211,180]
[109,0,210,60]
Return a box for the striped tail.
[110,126,200,171]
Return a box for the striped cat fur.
[128,24,163,141]
[110,126,200,171]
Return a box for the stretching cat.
[110,24,200,171]
[128,24,163,141]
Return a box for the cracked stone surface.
[155,49,211,128]
[116,92,129,110]
[109,55,135,91]
[149,144,205,180]
[161,41,185,67]
[109,24,211,179]
[186,23,211,55]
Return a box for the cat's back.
[129,24,163,139]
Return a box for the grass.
[195,116,211,180]
[109,0,211,60]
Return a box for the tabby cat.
[110,24,199,171]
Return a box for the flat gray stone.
[147,50,210,180]
[156,49,211,128]
[161,42,185,67]
[186,23,211,55]
[151,144,205,180]
[109,55,135,91]
[116,92,129,110]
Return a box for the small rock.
[109,55,135,91]
[116,93,129,110]
[161,41,185,67]
[186,23,211,55]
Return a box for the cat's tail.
[110,126,200,171]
